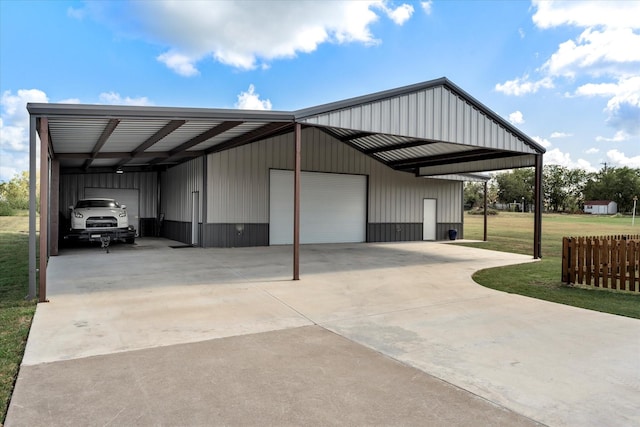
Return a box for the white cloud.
[550,132,572,138]
[532,136,552,148]
[595,130,630,142]
[93,1,415,74]
[606,149,640,168]
[421,1,433,15]
[499,1,640,138]
[235,85,272,110]
[518,28,525,39]
[0,89,49,182]
[495,75,553,96]
[98,92,153,106]
[544,147,597,172]
[508,110,524,125]
[532,0,640,30]
[542,27,640,78]
[585,148,599,154]
[157,51,200,77]
[378,2,414,25]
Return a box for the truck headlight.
[74,211,83,218]
[118,211,127,218]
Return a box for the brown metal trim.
[39,118,49,303]
[483,181,488,242]
[114,120,188,169]
[363,139,438,155]
[534,154,543,259]
[339,131,375,142]
[293,123,301,280]
[394,150,521,171]
[169,121,242,156]
[133,120,186,154]
[206,122,294,155]
[83,118,120,170]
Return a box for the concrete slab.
[8,327,539,427]
[7,240,640,426]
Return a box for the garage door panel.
[269,170,366,245]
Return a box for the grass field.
[462,212,640,319]
[0,214,36,423]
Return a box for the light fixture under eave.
[116,169,124,174]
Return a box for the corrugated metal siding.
[299,85,537,154]
[206,127,461,224]
[161,158,203,222]
[59,172,158,218]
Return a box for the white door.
[85,188,139,236]
[269,170,366,245]
[423,198,436,241]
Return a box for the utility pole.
[633,196,638,226]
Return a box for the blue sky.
[1,0,639,182]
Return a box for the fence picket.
[562,235,639,293]
[593,238,600,288]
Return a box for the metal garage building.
[27,78,545,300]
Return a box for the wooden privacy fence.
[562,235,640,293]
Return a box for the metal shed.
[27,77,545,301]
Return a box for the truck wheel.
[125,237,135,244]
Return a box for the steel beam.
[39,118,49,302]
[293,123,301,280]
[534,154,543,259]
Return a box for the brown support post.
[293,123,301,280]
[39,118,49,302]
[50,158,59,256]
[483,181,488,242]
[534,154,543,259]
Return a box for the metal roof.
[28,77,544,175]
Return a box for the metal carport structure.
[27,77,545,301]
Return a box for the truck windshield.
[76,200,119,208]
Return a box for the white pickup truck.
[67,198,136,244]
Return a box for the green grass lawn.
[461,212,640,319]
[0,214,36,423]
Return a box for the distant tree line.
[464,166,640,214]
[0,171,37,215]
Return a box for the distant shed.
[584,200,617,215]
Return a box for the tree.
[0,171,31,214]
[583,167,640,213]
[463,182,484,209]
[543,165,589,212]
[495,168,534,210]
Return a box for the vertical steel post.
[28,116,37,300]
[39,118,49,302]
[534,154,543,259]
[293,123,301,280]
[483,181,488,242]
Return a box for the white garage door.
[84,188,140,236]
[269,170,366,245]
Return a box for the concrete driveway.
[6,240,639,426]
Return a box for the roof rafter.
[83,118,119,170]
[114,119,187,169]
[364,139,438,155]
[205,121,294,155]
[392,149,519,170]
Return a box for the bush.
[467,207,498,215]
[0,201,15,216]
